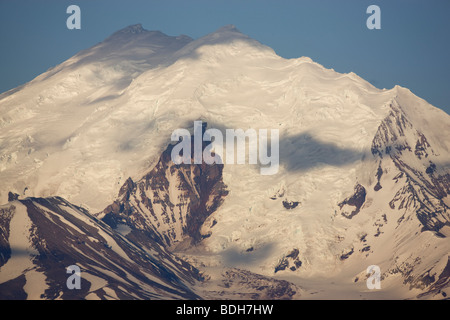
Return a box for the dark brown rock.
[7,192,19,202]
[101,127,228,247]
[339,184,366,219]
[282,200,299,210]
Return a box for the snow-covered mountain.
[0,196,202,299]
[1,24,449,300]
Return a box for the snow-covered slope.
[0,196,201,299]
[0,23,397,210]
[0,24,193,211]
[1,24,449,299]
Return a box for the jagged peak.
[125,23,145,33]
[105,24,171,42]
[113,23,147,35]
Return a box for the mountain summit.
[111,23,147,35]
[0,24,449,300]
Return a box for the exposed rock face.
[282,200,299,210]
[7,192,19,202]
[374,162,383,191]
[340,247,354,261]
[424,257,450,297]
[338,184,366,219]
[371,103,450,233]
[218,268,301,299]
[340,101,450,299]
[0,197,202,300]
[274,248,302,273]
[0,205,15,266]
[102,131,228,247]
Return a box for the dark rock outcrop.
[338,184,366,219]
[0,197,202,300]
[282,200,299,210]
[102,127,228,247]
[221,268,300,299]
[370,103,450,233]
[274,248,302,273]
[7,192,19,202]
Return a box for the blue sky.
[1,0,449,114]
